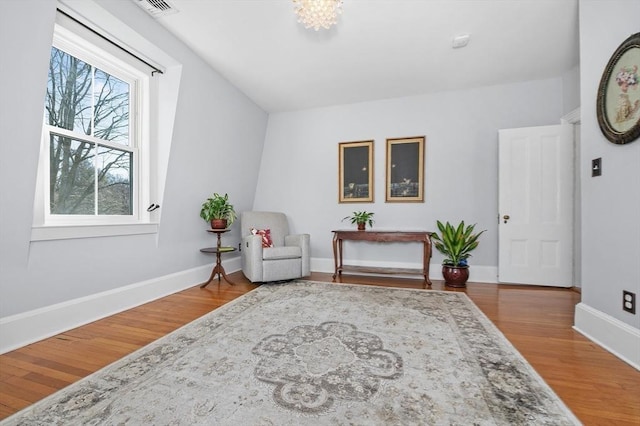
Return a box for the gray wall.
[0,0,268,317]
[254,78,566,269]
[579,0,640,329]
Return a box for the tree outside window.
[45,47,133,216]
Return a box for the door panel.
[498,124,573,287]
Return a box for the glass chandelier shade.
[293,0,344,31]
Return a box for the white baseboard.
[310,257,498,283]
[0,257,242,354]
[573,302,640,370]
[8,257,634,376]
[1,256,497,354]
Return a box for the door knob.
[503,215,510,224]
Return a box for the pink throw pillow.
[250,228,274,248]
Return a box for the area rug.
[2,281,580,425]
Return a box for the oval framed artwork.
[596,32,640,145]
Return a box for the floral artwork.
[597,33,640,144]
[613,65,639,124]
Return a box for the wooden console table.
[199,229,236,288]
[332,230,432,288]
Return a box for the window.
[45,47,134,216]
[32,20,157,240]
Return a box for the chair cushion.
[263,246,302,260]
[251,228,274,248]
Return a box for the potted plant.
[430,220,485,288]
[342,211,375,231]
[199,193,237,229]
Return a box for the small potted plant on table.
[430,220,485,287]
[199,193,237,229]
[342,211,375,231]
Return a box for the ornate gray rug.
[2,281,580,425]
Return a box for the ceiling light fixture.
[293,0,344,31]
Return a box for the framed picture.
[596,32,640,145]
[386,136,425,202]
[338,140,374,203]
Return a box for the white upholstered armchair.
[240,211,310,283]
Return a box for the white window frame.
[32,23,157,241]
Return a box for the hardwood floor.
[1,272,639,424]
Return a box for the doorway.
[498,124,575,287]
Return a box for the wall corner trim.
[561,107,581,124]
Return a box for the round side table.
[199,228,236,288]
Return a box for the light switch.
[592,158,602,177]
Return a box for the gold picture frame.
[338,140,374,203]
[596,32,640,145]
[386,136,425,202]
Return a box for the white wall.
[0,0,267,323]
[561,65,582,289]
[6,0,630,366]
[574,0,640,367]
[562,65,581,115]
[254,78,565,278]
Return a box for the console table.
[199,228,236,288]
[332,230,432,288]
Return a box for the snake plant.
[431,220,485,267]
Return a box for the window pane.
[97,146,132,215]
[42,30,143,224]
[50,134,95,215]
[94,69,130,145]
[45,47,92,135]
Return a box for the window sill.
[31,223,159,241]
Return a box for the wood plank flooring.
[1,272,639,424]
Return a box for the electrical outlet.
[623,291,636,314]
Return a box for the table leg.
[423,239,432,288]
[200,252,235,288]
[217,260,236,285]
[332,233,338,280]
[338,239,344,276]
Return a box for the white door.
[498,124,574,287]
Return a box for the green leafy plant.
[430,220,485,267]
[342,211,375,227]
[199,193,237,225]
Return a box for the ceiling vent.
[133,0,179,18]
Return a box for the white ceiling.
[151,0,579,113]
